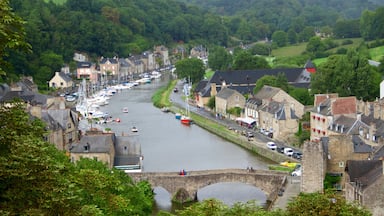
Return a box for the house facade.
[215,87,245,118]
[154,45,171,68]
[49,71,73,89]
[244,85,304,139]
[99,57,119,81]
[76,61,98,84]
[195,61,314,108]
[344,160,384,216]
[70,130,116,169]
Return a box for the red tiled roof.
[331,97,356,115]
[314,93,338,106]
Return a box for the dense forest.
[4,0,384,90]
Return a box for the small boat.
[180,115,192,125]
[123,107,129,113]
[175,113,181,120]
[161,107,170,112]
[131,126,138,133]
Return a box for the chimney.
[210,83,217,96]
[284,104,291,120]
[373,102,380,119]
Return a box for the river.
[97,73,273,213]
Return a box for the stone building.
[344,160,384,216]
[70,130,116,169]
[301,140,327,193]
[215,87,245,118]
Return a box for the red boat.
[180,116,191,125]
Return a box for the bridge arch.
[128,169,286,203]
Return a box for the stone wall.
[301,141,326,193]
[362,176,384,216]
[129,169,286,203]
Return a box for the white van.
[283,148,294,157]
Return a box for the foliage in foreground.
[162,191,371,216]
[0,102,153,215]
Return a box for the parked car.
[291,168,302,176]
[292,152,303,160]
[280,161,298,168]
[266,142,277,150]
[276,146,285,154]
[173,87,178,93]
[247,132,254,138]
[283,147,294,157]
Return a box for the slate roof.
[216,88,238,99]
[373,145,384,160]
[41,111,61,131]
[100,57,118,64]
[114,136,141,166]
[345,160,382,188]
[246,97,262,107]
[194,80,208,93]
[361,114,384,138]
[77,61,92,68]
[254,85,280,100]
[45,109,77,130]
[0,90,52,106]
[119,58,131,68]
[199,66,311,96]
[56,72,72,82]
[352,135,375,153]
[70,133,115,153]
[313,96,357,116]
[259,100,298,120]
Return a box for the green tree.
[208,46,233,71]
[175,57,205,84]
[271,30,287,47]
[0,102,153,215]
[306,36,326,58]
[0,0,31,76]
[298,26,315,42]
[286,192,371,216]
[287,28,297,45]
[232,51,270,70]
[311,51,380,101]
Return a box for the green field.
[271,38,384,66]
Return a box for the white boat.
[131,126,138,133]
[123,107,129,113]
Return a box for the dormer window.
[372,135,377,142]
[359,127,363,136]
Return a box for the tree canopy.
[175,57,205,84]
[0,102,153,215]
[311,50,380,101]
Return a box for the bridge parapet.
[128,169,287,203]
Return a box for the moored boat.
[175,113,181,120]
[180,116,191,125]
[123,107,129,113]
[131,126,138,133]
[161,107,170,112]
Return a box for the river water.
[97,73,273,213]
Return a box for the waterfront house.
[215,87,245,119]
[70,130,116,169]
[49,71,73,89]
[194,60,315,108]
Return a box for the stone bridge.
[128,169,287,203]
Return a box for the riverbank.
[152,79,297,165]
